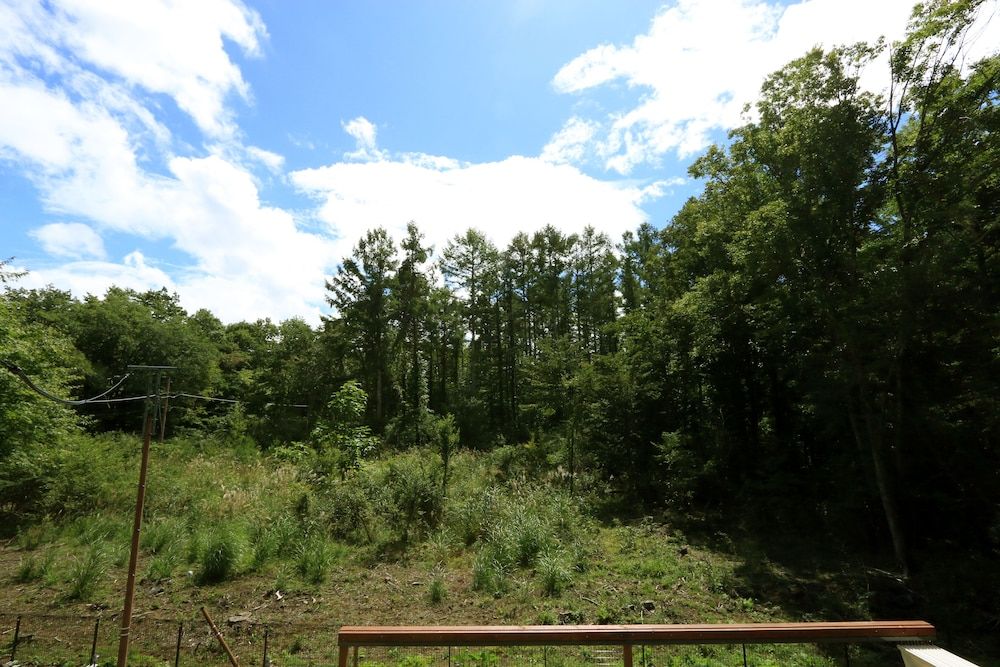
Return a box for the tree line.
[2,0,997,573]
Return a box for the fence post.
[90,617,101,665]
[10,615,21,662]
[174,622,183,667]
[337,644,349,667]
[262,627,270,667]
[623,643,633,667]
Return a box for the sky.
[1,0,996,323]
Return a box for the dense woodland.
[2,0,998,584]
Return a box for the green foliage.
[428,572,446,604]
[295,534,343,585]
[66,544,107,600]
[310,380,378,477]
[198,525,245,584]
[537,550,572,596]
[15,552,54,583]
[381,451,443,544]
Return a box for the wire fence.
[0,611,342,667]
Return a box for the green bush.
[15,552,54,583]
[198,525,245,584]
[537,551,572,596]
[296,534,342,585]
[472,550,509,595]
[428,573,446,604]
[66,545,106,600]
[325,480,374,542]
[382,452,442,544]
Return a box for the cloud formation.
[292,118,668,261]
[0,0,335,323]
[548,0,1000,174]
[29,222,106,259]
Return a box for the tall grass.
[66,545,106,600]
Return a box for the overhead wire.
[0,359,141,405]
[1,360,308,410]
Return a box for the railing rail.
[337,620,937,666]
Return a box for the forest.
[0,1,997,665]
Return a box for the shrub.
[383,453,442,544]
[428,574,446,604]
[325,481,374,542]
[472,550,508,595]
[198,526,245,584]
[296,534,342,585]
[66,545,106,600]
[537,551,572,596]
[15,552,54,583]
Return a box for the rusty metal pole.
[201,607,241,667]
[89,617,101,665]
[174,622,183,667]
[10,615,21,662]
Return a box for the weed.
[66,545,106,600]
[537,551,572,596]
[428,574,446,604]
[146,547,180,581]
[536,610,557,625]
[198,526,245,584]
[17,520,55,550]
[15,551,54,583]
[273,564,292,593]
[141,518,181,555]
[424,528,455,564]
[296,534,342,585]
[472,551,508,595]
[250,515,297,570]
[514,515,549,567]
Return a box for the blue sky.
[4,0,986,323]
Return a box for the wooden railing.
[336,620,937,666]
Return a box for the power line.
[1,360,309,410]
[0,359,137,405]
[172,392,308,409]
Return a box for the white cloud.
[541,117,601,165]
[342,116,386,162]
[70,0,261,137]
[0,0,342,324]
[22,250,176,297]
[292,118,664,259]
[245,145,285,172]
[30,222,106,259]
[292,155,658,261]
[552,0,1000,174]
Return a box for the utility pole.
[117,365,175,667]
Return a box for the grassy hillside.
[1,433,996,666]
